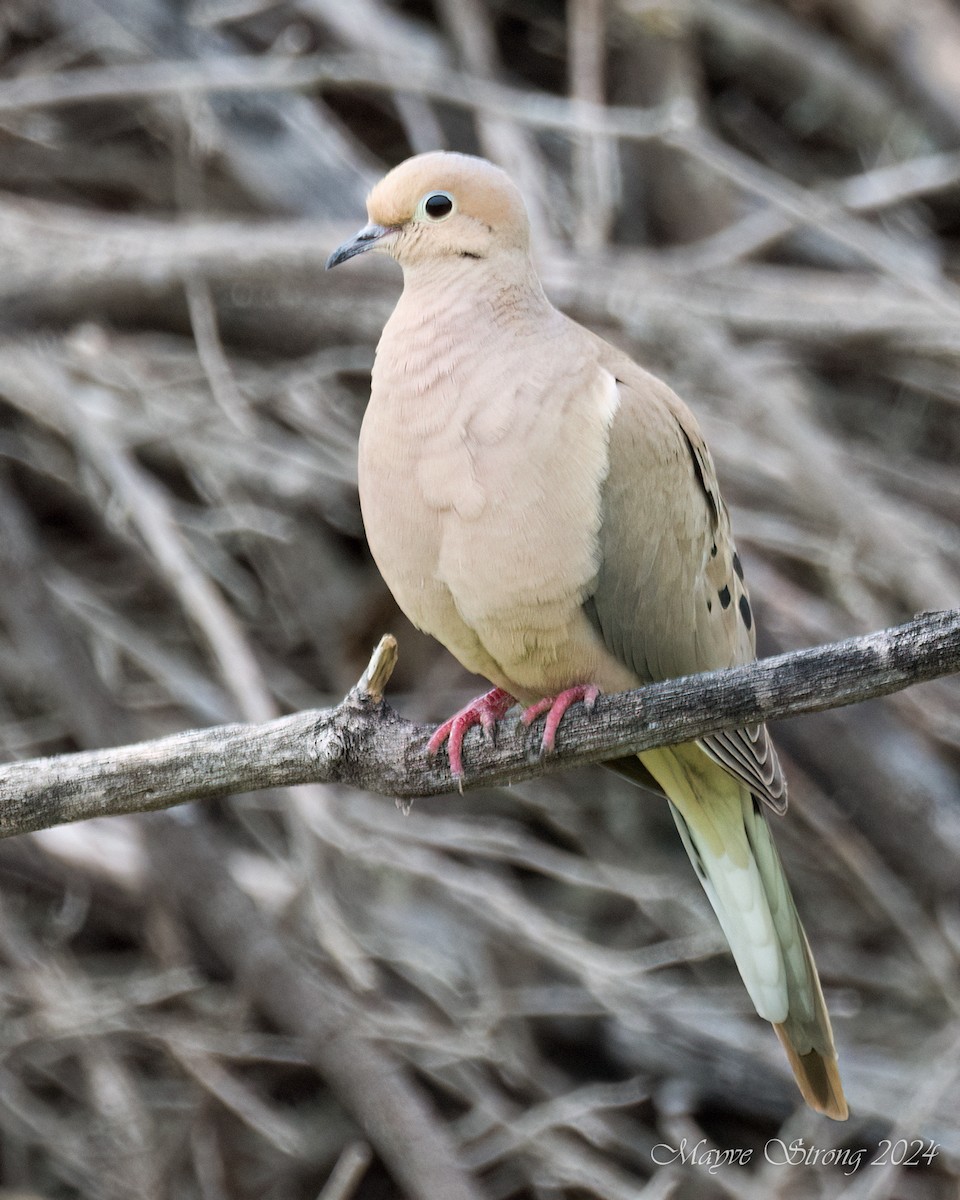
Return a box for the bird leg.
[427,686,516,777]
[520,685,601,753]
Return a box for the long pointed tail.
[641,744,848,1120]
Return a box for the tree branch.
[0,53,682,141]
[2,611,957,839]
[149,815,486,1200]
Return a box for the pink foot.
[427,687,516,777]
[520,685,601,753]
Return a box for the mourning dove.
[327,151,847,1120]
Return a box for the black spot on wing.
[718,584,731,609]
[739,593,753,630]
[679,426,719,525]
[733,551,744,580]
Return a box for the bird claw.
[520,685,601,754]
[427,687,515,778]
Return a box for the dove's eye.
[418,191,455,221]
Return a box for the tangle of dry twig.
[0,3,958,1198]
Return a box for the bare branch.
[0,52,682,140]
[0,610,956,839]
[0,54,954,301]
[150,817,485,1200]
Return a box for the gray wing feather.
[701,726,787,816]
[584,364,787,814]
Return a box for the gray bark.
[0,608,957,838]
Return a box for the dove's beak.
[326,223,396,269]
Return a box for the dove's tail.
[641,743,848,1120]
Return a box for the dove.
[327,151,847,1120]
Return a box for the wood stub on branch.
[356,633,399,702]
[0,608,956,839]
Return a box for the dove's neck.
[401,251,551,333]
[376,252,558,400]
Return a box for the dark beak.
[325,222,394,270]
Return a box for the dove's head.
[326,152,531,271]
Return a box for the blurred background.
[0,0,958,1196]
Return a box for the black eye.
[424,192,454,219]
